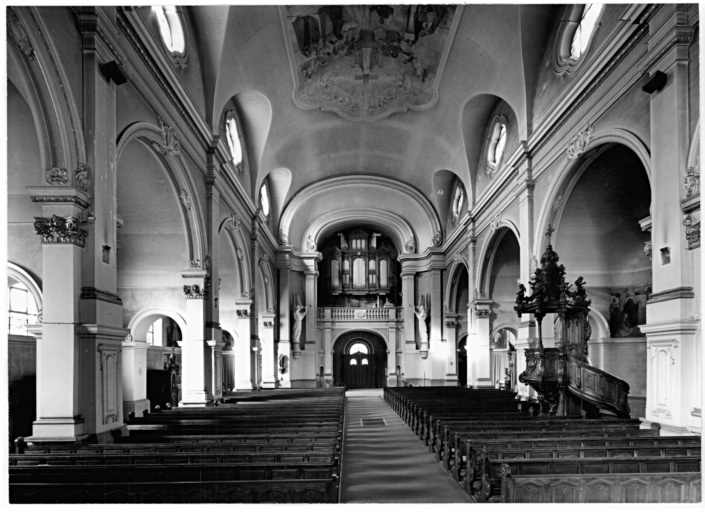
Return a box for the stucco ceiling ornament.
[305,235,317,252]
[180,189,192,211]
[490,213,502,231]
[432,230,443,247]
[279,230,289,245]
[404,236,416,253]
[8,8,34,60]
[152,116,181,156]
[34,215,89,247]
[74,164,89,192]
[46,168,69,186]
[566,124,593,160]
[282,5,462,122]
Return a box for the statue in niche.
[292,294,307,344]
[413,294,430,344]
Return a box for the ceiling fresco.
[281,5,463,122]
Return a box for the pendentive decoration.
[566,124,593,160]
[152,116,181,156]
[74,164,89,192]
[8,8,34,59]
[405,236,416,253]
[34,215,89,247]
[432,230,443,247]
[46,168,69,185]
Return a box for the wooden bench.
[499,467,702,503]
[10,478,338,503]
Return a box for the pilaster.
[234,299,253,390]
[180,270,212,406]
[259,312,277,388]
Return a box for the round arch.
[303,208,417,256]
[127,308,187,343]
[218,215,252,296]
[534,129,651,260]
[332,328,389,351]
[257,255,275,312]
[8,262,43,321]
[445,255,470,314]
[117,121,206,263]
[332,329,388,389]
[476,221,521,295]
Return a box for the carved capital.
[183,276,210,300]
[34,215,88,247]
[684,166,700,198]
[566,124,593,160]
[189,259,201,269]
[475,308,492,319]
[236,309,251,319]
[263,320,275,329]
[684,215,700,250]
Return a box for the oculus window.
[225,111,244,174]
[260,182,270,218]
[153,6,189,67]
[485,115,508,177]
[553,4,604,75]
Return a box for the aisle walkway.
[339,389,471,503]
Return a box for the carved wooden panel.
[98,344,121,425]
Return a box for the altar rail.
[317,308,401,321]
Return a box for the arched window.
[8,281,39,335]
[350,359,358,366]
[553,5,604,75]
[451,182,465,224]
[153,6,186,54]
[570,4,603,60]
[349,342,369,355]
[361,358,369,366]
[260,182,270,218]
[225,111,244,174]
[486,115,508,176]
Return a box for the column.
[260,312,277,388]
[180,270,211,406]
[323,327,333,386]
[516,165,538,400]
[121,338,150,418]
[203,151,222,398]
[27,206,88,441]
[234,299,252,390]
[470,298,493,388]
[642,5,699,433]
[444,315,459,383]
[207,340,225,401]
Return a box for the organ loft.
[5,3,702,504]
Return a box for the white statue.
[292,294,307,344]
[413,298,428,343]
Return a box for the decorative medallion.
[279,229,289,245]
[282,5,463,122]
[152,116,181,156]
[566,124,594,160]
[490,213,502,231]
[46,167,69,186]
[432,230,443,247]
[684,166,700,198]
[404,236,416,253]
[644,241,652,260]
[180,189,191,210]
[74,164,89,192]
[305,235,317,251]
[8,8,34,59]
[34,215,88,246]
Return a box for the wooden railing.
[566,356,631,418]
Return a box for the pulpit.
[515,228,631,418]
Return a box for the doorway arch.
[333,331,387,389]
[457,335,468,387]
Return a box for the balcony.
[317,307,403,322]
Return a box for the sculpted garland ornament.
[152,116,181,156]
[566,124,593,160]
[7,8,34,59]
[34,215,89,247]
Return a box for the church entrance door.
[343,353,376,389]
